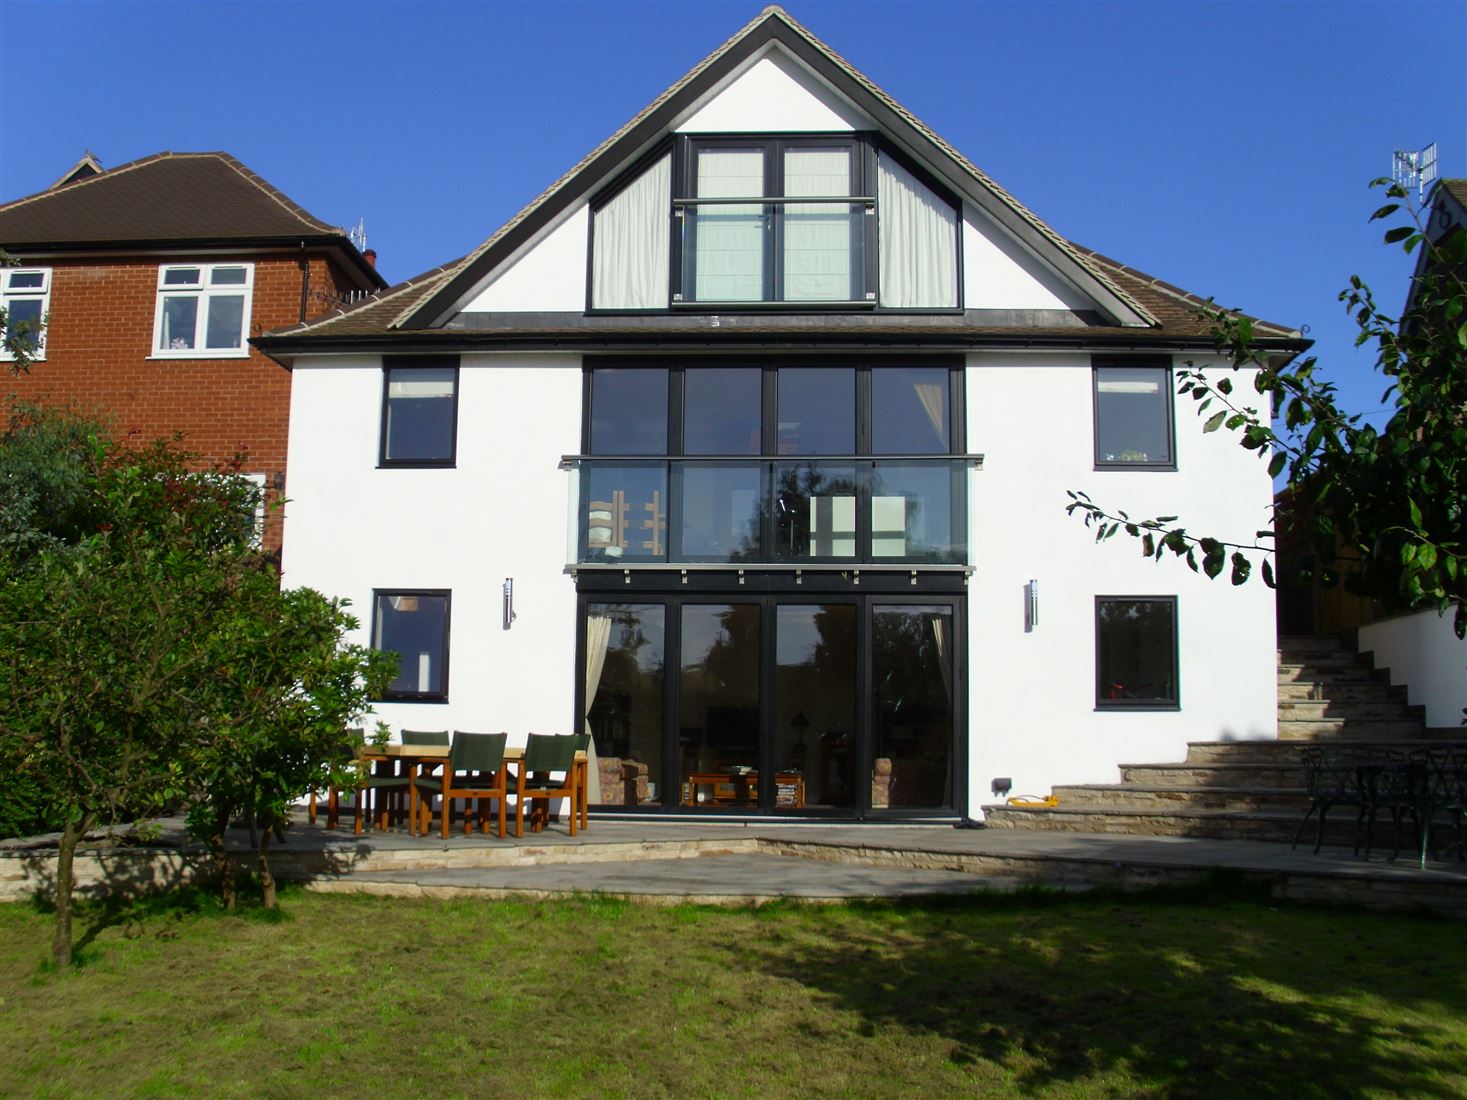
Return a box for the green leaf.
[1369,203,1400,221]
[1261,558,1276,589]
[1230,552,1251,586]
[1141,533,1155,557]
[1409,498,1423,527]
[1202,411,1226,433]
[1268,452,1287,478]
[1383,226,1413,244]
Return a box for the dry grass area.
[1,881,1465,1098]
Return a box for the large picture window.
[373,590,452,702]
[380,358,460,466]
[1096,596,1178,709]
[1,267,51,360]
[1093,358,1175,468]
[153,263,253,357]
[577,362,967,566]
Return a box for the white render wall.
[1358,609,1467,729]
[282,354,583,743]
[964,351,1279,810]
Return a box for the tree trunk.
[51,814,93,968]
[209,830,236,911]
[256,825,276,909]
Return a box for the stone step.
[981,805,1351,844]
[1276,699,1418,720]
[1276,649,1368,667]
[1278,717,1425,739]
[1278,663,1383,684]
[1277,681,1404,702]
[1051,784,1308,813]
[1183,738,1467,765]
[1277,637,1355,657]
[1118,762,1304,789]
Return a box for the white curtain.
[591,154,671,310]
[694,149,765,301]
[913,382,948,448]
[582,615,614,803]
[930,614,952,703]
[784,147,852,302]
[878,154,958,308]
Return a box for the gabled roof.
[403,5,1155,330]
[50,151,104,190]
[0,151,387,288]
[258,6,1304,357]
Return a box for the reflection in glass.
[775,605,855,810]
[1097,598,1177,706]
[1095,367,1172,465]
[684,367,761,455]
[5,299,42,350]
[204,294,245,349]
[775,463,856,559]
[374,593,450,698]
[679,604,760,808]
[589,368,668,455]
[872,367,949,453]
[778,368,854,455]
[676,464,762,560]
[383,368,457,463]
[160,297,197,350]
[872,605,953,810]
[586,604,665,805]
[584,464,667,563]
[869,462,959,562]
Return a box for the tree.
[1066,179,1466,638]
[0,406,390,964]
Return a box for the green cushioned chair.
[413,732,510,839]
[513,733,580,838]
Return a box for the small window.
[373,590,451,701]
[380,359,459,466]
[1096,597,1178,709]
[153,263,254,357]
[1094,359,1175,468]
[1,267,52,360]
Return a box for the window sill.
[376,695,450,704]
[1093,463,1177,473]
[377,461,457,470]
[148,351,251,361]
[1095,704,1181,712]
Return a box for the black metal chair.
[1293,745,1368,855]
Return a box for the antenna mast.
[1392,142,1439,200]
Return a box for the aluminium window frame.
[0,266,52,361]
[1091,354,1177,471]
[371,588,453,703]
[150,262,255,359]
[378,356,462,469]
[1093,594,1180,711]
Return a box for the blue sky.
[1,0,1462,422]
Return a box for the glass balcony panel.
[582,463,667,563]
[870,461,962,563]
[676,463,764,561]
[774,462,857,560]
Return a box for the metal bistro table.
[365,742,589,836]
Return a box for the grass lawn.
[1,881,1464,1099]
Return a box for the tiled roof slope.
[1438,178,1467,206]
[0,151,344,245]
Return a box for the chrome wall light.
[502,578,517,630]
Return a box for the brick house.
[0,151,385,550]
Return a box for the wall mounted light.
[502,578,517,630]
[991,777,1012,799]
[1024,579,1039,632]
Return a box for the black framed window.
[1093,357,1175,468]
[380,357,460,467]
[373,590,451,701]
[1095,596,1178,709]
[674,135,875,306]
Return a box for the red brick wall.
[5,250,355,553]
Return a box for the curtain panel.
[877,155,958,308]
[591,155,672,309]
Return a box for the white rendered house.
[258,7,1302,820]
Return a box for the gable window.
[153,263,253,357]
[1093,358,1175,468]
[373,590,451,701]
[1,268,51,360]
[1096,596,1178,709]
[380,358,460,467]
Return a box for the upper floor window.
[380,357,460,467]
[153,263,253,357]
[589,136,958,312]
[1,267,51,360]
[1093,357,1175,469]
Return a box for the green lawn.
[1,882,1464,1099]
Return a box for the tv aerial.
[1392,142,1438,201]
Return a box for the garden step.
[1276,649,1367,667]
[1277,681,1404,702]
[1182,738,1467,765]
[980,805,1358,845]
[1118,762,1304,788]
[1050,784,1309,813]
[1277,636,1355,657]
[1278,717,1425,739]
[1276,699,1418,720]
[1278,664,1384,684]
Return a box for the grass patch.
[1,884,1463,1098]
